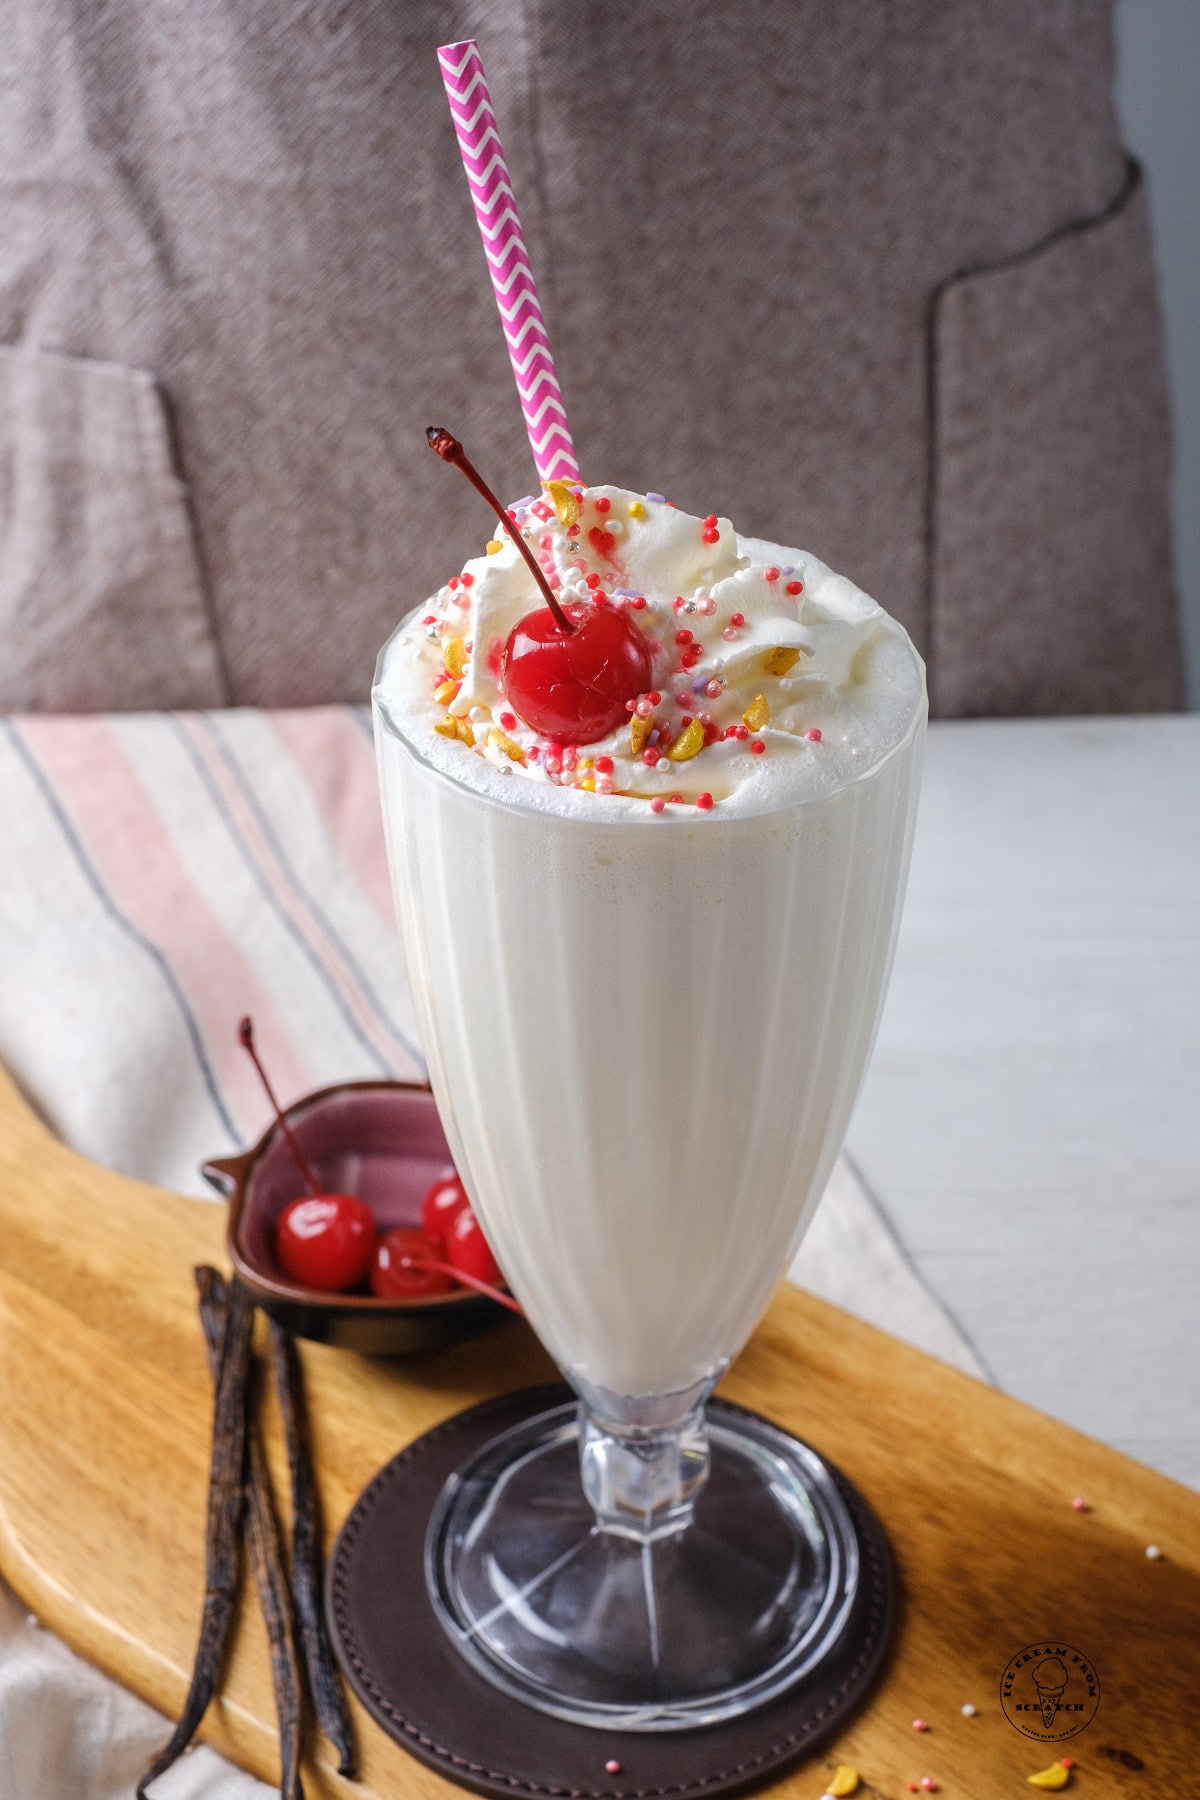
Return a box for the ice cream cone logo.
[1000,1641,1100,1741]
[1032,1657,1068,1729]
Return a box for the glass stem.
[578,1402,711,1542]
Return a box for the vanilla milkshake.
[374,482,924,1404]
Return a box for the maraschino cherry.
[426,428,653,744]
[238,1017,374,1293]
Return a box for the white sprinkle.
[961,1702,977,1717]
[1145,1543,1162,1559]
[25,1614,38,1628]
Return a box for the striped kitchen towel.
[0,703,982,1378]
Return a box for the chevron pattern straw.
[437,39,580,485]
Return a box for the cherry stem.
[401,1253,524,1316]
[237,1016,321,1197]
[425,427,576,635]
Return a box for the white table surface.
[846,715,1200,1491]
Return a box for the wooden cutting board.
[1,1059,1197,1798]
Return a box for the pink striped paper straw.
[437,39,581,486]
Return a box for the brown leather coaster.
[327,1385,894,1799]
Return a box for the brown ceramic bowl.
[201,1079,512,1356]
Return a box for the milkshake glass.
[373,487,925,1728]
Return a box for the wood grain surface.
[1,1059,1197,1797]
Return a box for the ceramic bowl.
[201,1079,511,1355]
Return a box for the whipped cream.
[375,484,923,818]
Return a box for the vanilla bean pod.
[197,1269,305,1800]
[138,1272,255,1798]
[269,1321,355,1776]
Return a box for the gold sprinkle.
[433,717,459,740]
[433,679,461,706]
[628,500,647,520]
[763,646,801,677]
[666,719,705,762]
[1027,1764,1071,1790]
[486,539,504,555]
[544,479,582,529]
[630,714,653,755]
[455,719,476,747]
[827,1769,860,1798]
[742,693,769,732]
[444,637,467,679]
[487,728,525,763]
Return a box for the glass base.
[425,1400,860,1731]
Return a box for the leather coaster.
[327,1385,894,1799]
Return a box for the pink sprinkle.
[785,580,802,595]
[460,572,475,587]
[722,627,739,641]
[605,1760,621,1775]
[920,1782,938,1793]
[448,576,459,590]
[730,612,746,627]
[696,792,714,811]
[750,739,765,755]
[1072,1496,1090,1512]
[1060,1759,1075,1770]
[672,597,685,611]
[704,680,723,698]
[763,568,780,582]
[642,749,660,767]
[912,1718,929,1732]
[594,756,614,774]
[595,497,612,514]
[586,572,601,589]
[647,690,662,705]
[499,712,517,730]
[805,728,822,742]
[649,797,665,814]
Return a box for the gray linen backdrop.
[0,2,1183,715]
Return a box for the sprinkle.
[743,694,770,731]
[806,727,823,742]
[594,756,614,774]
[586,572,601,589]
[696,792,714,810]
[698,596,717,615]
[646,492,665,503]
[444,637,467,679]
[750,740,765,755]
[721,626,739,641]
[487,728,526,765]
[460,572,475,587]
[785,579,802,595]
[1145,1543,1162,1559]
[730,611,746,627]
[499,711,517,730]
[920,1782,938,1793]
[667,719,705,762]
[605,1760,621,1775]
[1026,1763,1070,1790]
[703,514,717,527]
[594,496,611,513]
[433,679,460,706]
[642,749,660,767]
[675,628,693,645]
[1071,1496,1089,1511]
[636,698,655,718]
[631,595,647,609]
[825,1771,860,1798]
[649,796,665,814]
[647,690,662,704]
[628,500,647,519]
[907,1787,918,1794]
[961,1702,977,1717]
[486,539,503,554]
[763,646,802,676]
[704,680,724,698]
[701,526,720,544]
[1060,1761,1075,1771]
[912,1719,929,1732]
[764,567,780,581]
[668,792,683,803]
[630,715,653,756]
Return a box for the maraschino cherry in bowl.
[202,1059,517,1357]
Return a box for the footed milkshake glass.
[374,623,925,1729]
